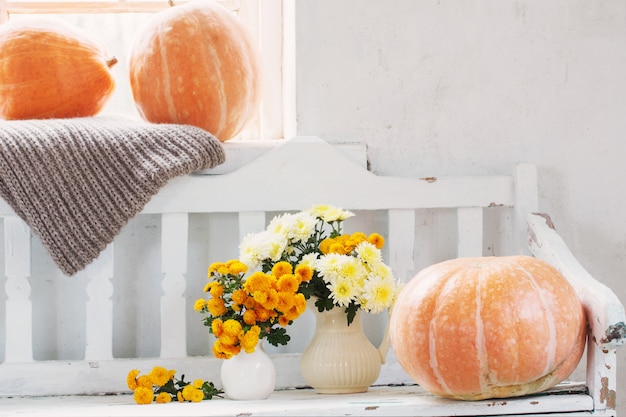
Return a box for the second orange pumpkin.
[390,256,586,400]
[129,1,261,142]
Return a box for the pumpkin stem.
[106,57,118,68]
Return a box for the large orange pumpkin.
[0,18,116,119]
[129,1,261,142]
[390,256,586,400]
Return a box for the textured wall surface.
[295,0,626,413]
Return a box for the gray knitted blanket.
[0,116,225,276]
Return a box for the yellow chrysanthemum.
[193,298,207,312]
[208,262,226,276]
[226,259,248,275]
[222,319,243,337]
[181,385,194,401]
[240,329,260,353]
[213,338,241,359]
[271,261,293,278]
[193,379,204,389]
[209,283,224,298]
[177,391,184,402]
[244,271,273,294]
[278,315,290,327]
[351,232,368,243]
[232,288,248,305]
[276,291,295,313]
[137,375,153,389]
[294,293,306,314]
[191,388,204,402]
[219,333,239,347]
[207,297,227,317]
[254,305,272,322]
[283,304,301,321]
[261,288,279,311]
[252,290,268,305]
[243,309,257,325]
[155,392,172,404]
[295,264,313,282]
[277,274,299,293]
[211,318,224,337]
[126,369,140,390]
[329,241,349,255]
[337,234,353,248]
[222,341,241,357]
[319,238,333,255]
[243,295,256,309]
[149,366,171,386]
[212,340,232,359]
[182,385,204,402]
[133,386,154,404]
[368,232,385,249]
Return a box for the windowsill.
[196,137,368,175]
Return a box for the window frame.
[0,0,295,141]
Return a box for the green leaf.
[155,379,178,395]
[266,327,290,346]
[202,381,223,399]
[346,303,358,326]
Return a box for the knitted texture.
[0,116,225,276]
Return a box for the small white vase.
[220,341,276,400]
[300,298,390,394]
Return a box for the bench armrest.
[527,212,625,412]
[527,213,625,349]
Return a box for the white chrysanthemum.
[367,260,394,281]
[315,253,347,284]
[298,252,319,269]
[239,232,263,269]
[355,241,382,264]
[337,256,367,282]
[265,233,289,262]
[328,275,358,307]
[359,274,396,313]
[307,204,354,222]
[267,213,293,236]
[288,211,317,243]
[239,230,288,267]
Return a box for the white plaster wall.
[295,0,626,413]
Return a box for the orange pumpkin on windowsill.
[129,0,261,142]
[390,255,586,401]
[0,17,117,120]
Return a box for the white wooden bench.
[0,136,624,416]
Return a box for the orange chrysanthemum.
[271,261,293,278]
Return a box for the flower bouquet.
[239,204,399,325]
[194,259,307,359]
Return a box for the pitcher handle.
[377,304,393,364]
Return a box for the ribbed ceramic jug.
[300,298,391,394]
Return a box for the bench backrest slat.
[4,216,33,363]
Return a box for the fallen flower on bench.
[126,366,223,404]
